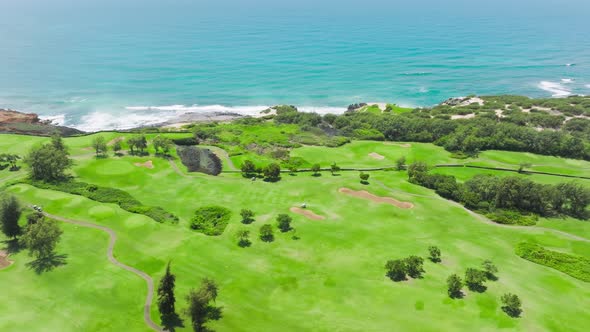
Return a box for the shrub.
[447,274,463,298]
[428,246,441,263]
[24,179,177,223]
[515,242,590,282]
[190,206,232,236]
[385,259,407,281]
[276,214,292,232]
[172,137,199,146]
[259,224,274,242]
[240,209,255,224]
[486,210,537,226]
[501,293,522,317]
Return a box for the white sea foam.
[561,78,574,83]
[538,81,572,97]
[39,114,66,126]
[586,84,590,89]
[71,104,351,131]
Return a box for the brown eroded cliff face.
[0,109,83,136]
[0,109,40,124]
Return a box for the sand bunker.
[0,250,13,270]
[339,188,414,209]
[108,136,125,146]
[290,207,326,220]
[384,142,411,148]
[368,152,385,160]
[134,160,154,169]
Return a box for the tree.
[185,278,222,332]
[136,135,148,154]
[395,156,407,171]
[404,255,425,278]
[153,136,173,155]
[240,209,255,224]
[24,141,73,182]
[241,160,256,177]
[91,136,108,156]
[501,293,522,317]
[276,214,292,232]
[157,261,177,328]
[360,172,370,184]
[482,260,498,280]
[330,162,340,175]
[385,259,407,281]
[51,133,66,152]
[127,137,137,155]
[259,224,274,242]
[311,163,321,176]
[20,217,63,259]
[288,165,298,175]
[465,268,487,292]
[263,163,281,182]
[408,162,429,184]
[112,140,123,155]
[0,195,22,239]
[447,274,463,298]
[428,246,441,263]
[236,229,251,247]
[0,153,21,171]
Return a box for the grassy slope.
[1,133,590,331]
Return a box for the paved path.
[43,212,165,332]
[373,180,590,243]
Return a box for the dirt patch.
[368,152,385,160]
[339,188,414,209]
[134,160,154,169]
[0,250,13,270]
[290,207,325,220]
[82,147,93,151]
[451,113,475,120]
[108,136,125,146]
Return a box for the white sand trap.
[384,142,411,148]
[134,160,154,169]
[368,152,385,160]
[339,188,414,209]
[290,207,325,220]
[108,137,125,146]
[0,250,13,270]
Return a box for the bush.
[172,137,199,145]
[24,180,178,223]
[515,242,590,282]
[190,206,232,236]
[259,224,274,242]
[485,210,537,226]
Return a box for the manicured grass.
[1,133,590,331]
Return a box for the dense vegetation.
[24,179,178,223]
[408,162,590,220]
[190,206,232,236]
[177,146,222,176]
[209,97,590,161]
[515,242,590,282]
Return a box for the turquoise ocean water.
[0,0,589,130]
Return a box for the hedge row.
[515,242,590,282]
[25,180,178,223]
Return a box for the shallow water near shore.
[0,0,589,130]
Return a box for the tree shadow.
[331,174,342,177]
[263,177,281,183]
[501,306,522,318]
[361,181,370,185]
[26,253,68,274]
[260,235,274,243]
[161,312,185,332]
[312,173,322,177]
[449,291,465,299]
[238,239,252,248]
[485,273,498,281]
[2,239,23,255]
[94,154,108,159]
[466,283,487,293]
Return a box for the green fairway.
[1,133,590,331]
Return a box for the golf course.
[1,125,589,332]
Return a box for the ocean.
[0,0,589,131]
